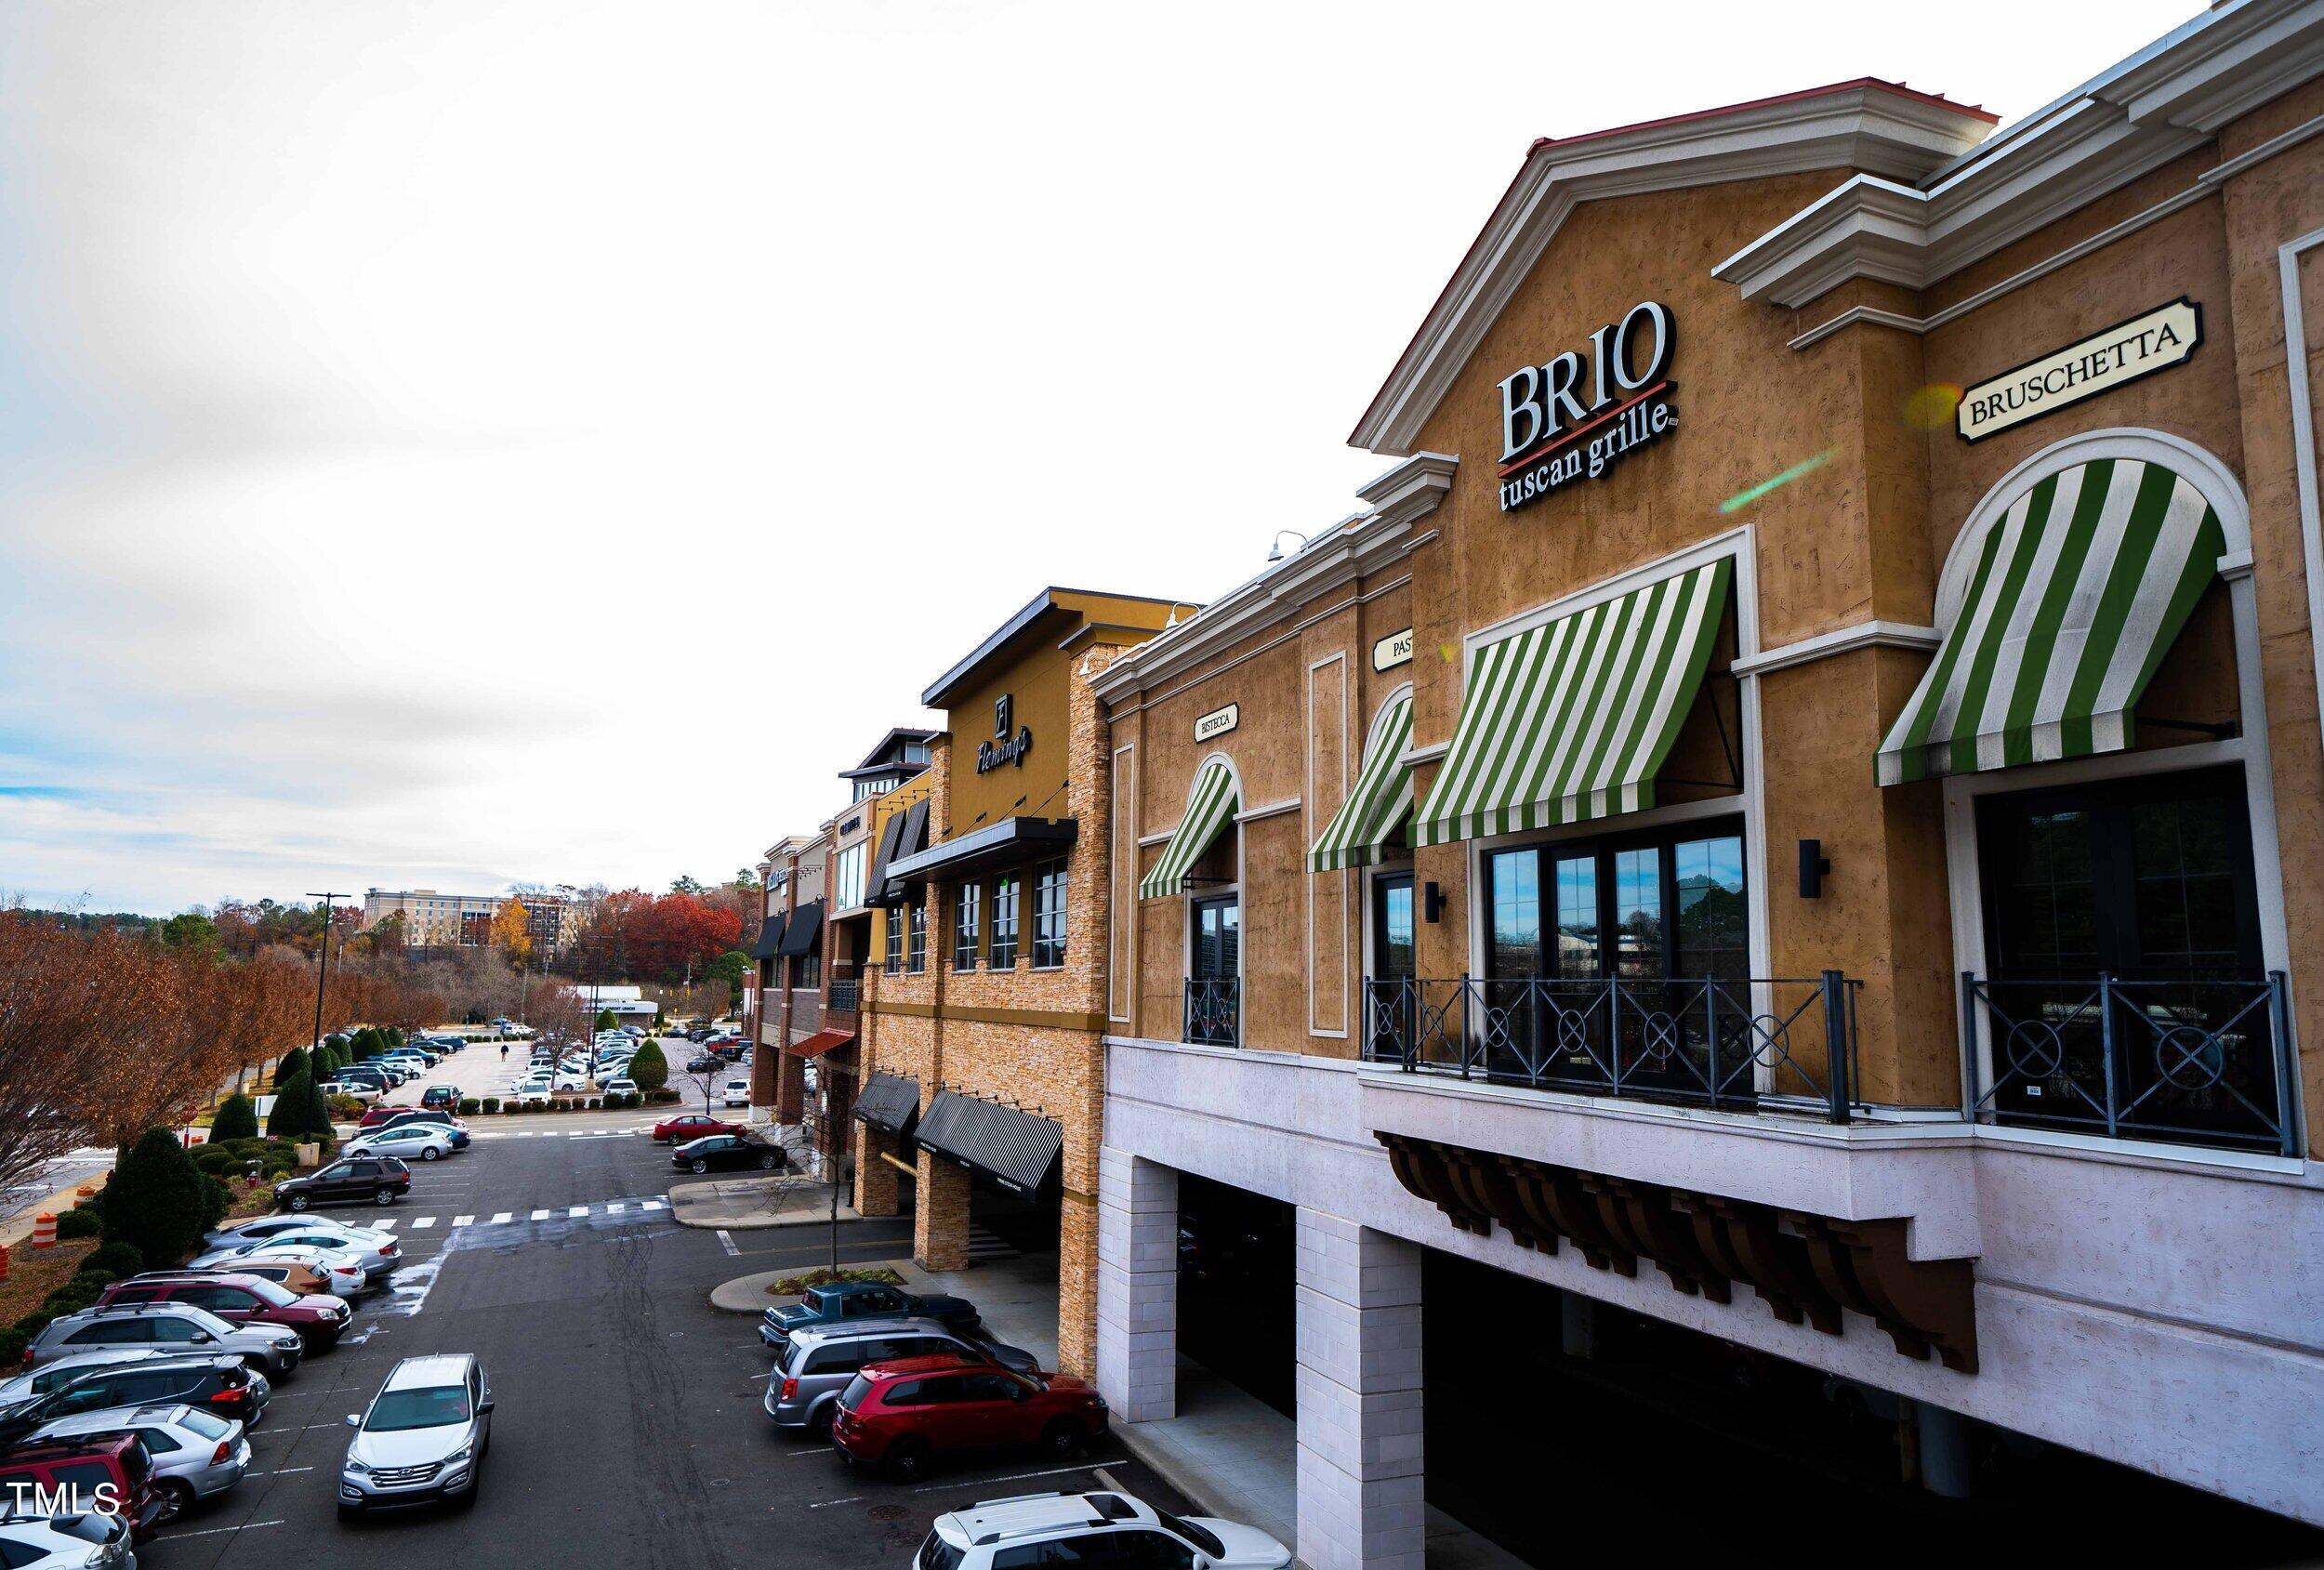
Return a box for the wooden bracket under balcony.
[1376,1131,1977,1374]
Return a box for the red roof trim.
[1348,77,1996,448]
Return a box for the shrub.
[627,1039,668,1091]
[267,1071,334,1142]
[73,1269,117,1291]
[595,1009,616,1033]
[481,1097,500,1114]
[458,1098,480,1115]
[199,1174,231,1231]
[0,1329,26,1366]
[105,1127,205,1271]
[43,1283,100,1315]
[325,1093,364,1121]
[273,1047,310,1089]
[648,1088,681,1104]
[53,1208,102,1241]
[82,1241,144,1278]
[210,1094,259,1143]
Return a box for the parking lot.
[139,1043,1195,1570]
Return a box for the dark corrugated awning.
[777,900,823,957]
[886,816,1077,886]
[862,811,907,909]
[749,914,788,959]
[913,1091,1063,1196]
[876,800,930,904]
[852,1072,920,1135]
[789,1026,854,1060]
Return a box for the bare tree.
[0,915,131,1189]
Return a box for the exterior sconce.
[1799,839,1832,899]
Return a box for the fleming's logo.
[979,693,1031,773]
[1497,300,1677,512]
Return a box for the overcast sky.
[0,0,2198,915]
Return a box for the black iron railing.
[1362,972,1860,1123]
[1962,971,2294,1156]
[827,979,859,1014]
[1183,979,1240,1048]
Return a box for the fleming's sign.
[978,693,1032,772]
[1957,298,2201,442]
[1497,300,1677,512]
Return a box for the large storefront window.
[907,902,927,973]
[1032,859,1067,969]
[833,842,866,909]
[883,910,903,974]
[954,882,981,970]
[990,874,1019,970]
[1970,765,2280,1149]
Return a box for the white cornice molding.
[1718,0,2324,310]
[1729,618,1941,678]
[1349,85,1995,456]
[1092,454,1459,702]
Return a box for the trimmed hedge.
[82,1240,144,1277]
[458,1098,481,1115]
[273,1047,310,1089]
[210,1093,259,1143]
[53,1207,102,1241]
[105,1128,204,1272]
[0,1329,26,1366]
[480,1097,500,1114]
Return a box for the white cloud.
[0,0,2199,913]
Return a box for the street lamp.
[306,891,348,1058]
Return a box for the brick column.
[914,1149,971,1271]
[853,1128,901,1217]
[1295,1209,1424,1570]
[774,1049,805,1124]
[1095,1149,1177,1420]
[1056,1189,1099,1379]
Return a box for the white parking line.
[911,1462,1104,1495]
[162,1520,285,1539]
[249,1467,314,1476]
[807,1497,864,1511]
[490,1211,513,1224]
[716,1229,740,1258]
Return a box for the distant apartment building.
[361,887,582,951]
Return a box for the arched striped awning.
[1308,693,1414,872]
[1138,759,1238,900]
[1413,558,1731,848]
[1877,457,2225,785]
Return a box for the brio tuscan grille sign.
[1372,627,1414,671]
[1957,297,2201,442]
[1194,703,1239,743]
[1497,299,1677,512]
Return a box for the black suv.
[0,1356,263,1445]
[273,1154,412,1211]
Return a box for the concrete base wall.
[1102,1035,2324,1525]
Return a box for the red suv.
[0,1432,168,1541]
[97,1273,352,1349]
[829,1353,1108,1482]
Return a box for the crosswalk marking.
[642,1199,666,1210]
[605,1201,625,1212]
[530,1208,550,1220]
[453,1214,475,1227]
[373,1218,398,1231]
[490,1211,513,1224]
[411,1217,437,1230]
[567,1205,588,1218]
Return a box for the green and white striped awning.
[1139,759,1239,899]
[1877,457,2226,786]
[1308,693,1414,872]
[1412,558,1731,848]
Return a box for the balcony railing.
[1362,972,1860,1123]
[1183,978,1240,1048]
[1962,971,2295,1156]
[827,978,859,1014]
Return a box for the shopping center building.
[847,588,1194,1377]
[1089,7,2324,1564]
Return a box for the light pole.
[306,891,348,1061]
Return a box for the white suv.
[918,1490,1289,1570]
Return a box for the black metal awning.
[885,816,1077,886]
[749,914,788,959]
[852,1072,920,1136]
[777,900,823,957]
[861,811,907,910]
[876,800,930,904]
[913,1091,1063,1196]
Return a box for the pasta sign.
[1496,300,1677,512]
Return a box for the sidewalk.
[669,1174,861,1230]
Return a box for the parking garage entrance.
[1176,1172,1295,1418]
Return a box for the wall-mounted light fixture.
[1799,839,1832,899]
[1423,881,1446,923]
[1265,529,1312,563]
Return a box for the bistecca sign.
[1497,299,1677,512]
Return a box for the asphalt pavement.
[139,1043,1198,1570]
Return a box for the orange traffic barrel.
[30,1214,57,1249]
[0,1240,10,1283]
[75,1185,94,1198]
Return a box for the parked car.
[758,1280,980,1353]
[600,1078,639,1099]
[651,1113,741,1143]
[915,1490,1292,1570]
[206,1215,399,1266]
[0,1352,174,1408]
[24,1403,251,1518]
[511,1088,552,1108]
[669,1134,784,1175]
[550,1073,590,1093]
[684,1055,723,1075]
[761,1320,1036,1434]
[0,1506,134,1569]
[185,1255,352,1299]
[372,1108,464,1135]
[0,1357,267,1443]
[272,1154,413,1212]
[720,1078,751,1108]
[358,1103,416,1130]
[344,1124,460,1163]
[319,1079,382,1104]
[0,1435,167,1543]
[25,1305,302,1379]
[716,1043,749,1062]
[421,1086,460,1110]
[96,1273,350,1349]
[831,1353,1106,1481]
[198,1228,398,1286]
[337,1353,493,1517]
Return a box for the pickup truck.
[758,1281,981,1352]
